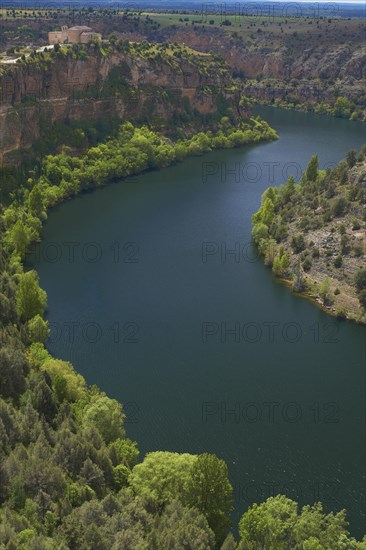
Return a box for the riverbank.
[248,95,365,122]
[2,116,277,264]
[252,151,366,324]
[0,116,281,547]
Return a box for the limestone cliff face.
[0,49,245,164]
[162,27,366,79]
[160,28,365,105]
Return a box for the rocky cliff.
[160,27,365,109]
[0,44,245,164]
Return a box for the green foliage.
[109,437,139,468]
[305,155,319,182]
[26,314,50,344]
[319,277,332,305]
[273,250,290,276]
[151,500,216,549]
[7,220,32,258]
[354,268,366,292]
[331,197,347,217]
[130,451,197,504]
[251,149,365,320]
[28,185,45,217]
[41,358,87,402]
[346,149,357,168]
[302,256,312,272]
[334,96,352,118]
[239,495,297,549]
[0,347,27,399]
[334,255,343,268]
[15,271,47,322]
[238,496,360,550]
[291,234,306,253]
[252,222,269,244]
[354,268,366,309]
[112,464,130,489]
[186,453,233,542]
[82,394,125,444]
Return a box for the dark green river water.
[33,107,366,535]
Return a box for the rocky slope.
[252,153,366,323]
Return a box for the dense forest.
[252,148,366,323]
[0,118,366,548]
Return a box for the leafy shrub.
[291,234,306,253]
[336,306,346,319]
[354,268,366,291]
[353,244,363,257]
[319,278,332,305]
[333,255,343,268]
[331,197,347,217]
[302,257,312,271]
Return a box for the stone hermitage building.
[48,26,102,45]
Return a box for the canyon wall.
[0,47,244,164]
[159,28,366,107]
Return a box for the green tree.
[109,437,139,468]
[281,175,296,203]
[130,451,197,504]
[305,155,318,182]
[42,358,87,402]
[238,497,360,549]
[79,458,105,496]
[82,395,125,444]
[16,270,47,321]
[28,185,45,217]
[27,314,50,343]
[8,220,31,258]
[252,222,269,244]
[221,532,237,549]
[354,268,366,292]
[334,96,351,118]
[186,453,233,542]
[239,495,297,549]
[252,197,275,227]
[273,252,290,277]
[152,501,216,550]
[331,197,347,217]
[9,476,26,510]
[272,256,282,276]
[291,234,306,253]
[0,348,27,399]
[346,149,357,168]
[354,269,366,310]
[319,277,332,305]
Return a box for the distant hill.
[1,1,366,18]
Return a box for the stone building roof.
[68,26,92,31]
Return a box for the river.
[32,107,366,535]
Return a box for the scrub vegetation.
[252,147,366,323]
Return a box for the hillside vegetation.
[0,119,365,547]
[252,147,366,323]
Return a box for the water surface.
[34,107,366,534]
